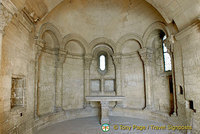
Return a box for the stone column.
[55,49,66,112]
[34,39,45,118]
[113,54,122,96]
[84,54,92,107]
[113,54,123,106]
[138,48,154,109]
[100,101,109,124]
[165,35,177,115]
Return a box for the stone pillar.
[113,54,123,106]
[165,35,177,115]
[55,50,66,112]
[34,39,45,118]
[84,54,92,107]
[138,48,154,109]
[113,54,122,96]
[100,101,109,124]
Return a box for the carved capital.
[34,39,45,59]
[84,55,92,70]
[57,50,67,67]
[0,4,12,32]
[113,54,121,66]
[138,48,153,65]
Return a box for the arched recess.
[117,34,145,109]
[116,33,143,53]
[61,34,88,110]
[89,43,116,107]
[62,33,88,54]
[38,22,62,48]
[36,25,61,116]
[141,21,176,114]
[143,21,170,48]
[89,37,116,54]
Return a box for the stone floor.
[35,116,184,134]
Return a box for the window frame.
[97,52,108,75]
[162,35,172,72]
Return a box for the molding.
[0,3,12,31]
[143,21,170,48]
[89,37,116,54]
[145,0,172,24]
[17,11,34,32]
[175,18,200,40]
[62,33,88,54]
[1,0,18,15]
[116,33,143,53]
[38,23,62,47]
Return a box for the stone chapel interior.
[0,0,200,134]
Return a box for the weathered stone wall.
[38,52,56,116]
[175,23,200,133]
[36,0,164,43]
[152,35,172,113]
[62,56,84,110]
[121,40,145,109]
[0,17,35,134]
[1,0,199,134]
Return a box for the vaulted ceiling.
[4,0,200,30]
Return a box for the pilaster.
[84,54,92,107]
[138,48,154,110]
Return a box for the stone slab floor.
[35,116,184,134]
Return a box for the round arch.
[143,21,171,48]
[62,33,88,54]
[89,37,116,54]
[116,33,143,53]
[38,23,62,48]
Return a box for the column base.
[144,105,154,111]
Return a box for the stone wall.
[175,21,200,133]
[1,0,200,134]
[0,15,35,134]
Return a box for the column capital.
[164,35,175,53]
[113,54,121,66]
[138,48,153,65]
[57,50,67,67]
[0,4,13,32]
[84,54,92,70]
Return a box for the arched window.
[98,52,107,74]
[99,55,106,71]
[162,35,172,72]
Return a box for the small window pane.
[164,53,171,71]
[163,43,168,53]
[100,55,105,71]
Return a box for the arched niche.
[42,30,59,49]
[119,38,145,109]
[121,40,141,55]
[65,40,85,56]
[143,21,170,48]
[144,28,174,114]
[89,44,116,108]
[38,23,62,48]
[62,34,87,111]
[37,30,59,116]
